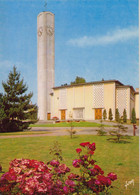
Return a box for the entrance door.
[47,113,51,120]
[95,109,102,120]
[61,110,66,120]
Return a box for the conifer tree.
[1,66,37,132]
[103,109,107,120]
[0,94,6,121]
[123,109,127,123]
[131,108,136,124]
[115,108,120,122]
[108,108,113,121]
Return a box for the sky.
[0,0,139,104]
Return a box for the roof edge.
[53,80,123,90]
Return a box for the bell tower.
[37,11,55,120]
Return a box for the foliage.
[67,113,76,138]
[103,109,107,120]
[49,141,63,162]
[52,116,59,121]
[71,76,86,85]
[107,123,129,143]
[0,142,117,195]
[123,109,127,123]
[131,108,136,124]
[115,109,120,122]
[0,66,37,132]
[96,120,107,136]
[0,94,7,132]
[29,105,38,121]
[108,108,113,121]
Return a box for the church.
[37,11,139,121]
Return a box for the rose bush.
[0,142,117,194]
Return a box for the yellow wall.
[73,86,84,107]
[51,82,138,121]
[51,90,60,119]
[104,83,115,119]
[135,93,139,119]
[84,85,94,120]
[66,87,74,118]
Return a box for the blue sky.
[0,0,139,104]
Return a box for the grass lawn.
[0,135,138,194]
[30,121,110,127]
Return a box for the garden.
[0,134,139,194]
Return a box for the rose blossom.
[97,175,111,186]
[94,165,104,175]
[107,172,117,181]
[76,148,82,153]
[80,142,90,147]
[72,159,81,168]
[88,142,96,151]
[50,160,60,167]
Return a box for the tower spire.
[44,0,47,11]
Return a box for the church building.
[37,11,139,121]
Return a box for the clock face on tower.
[46,25,54,36]
[38,27,43,37]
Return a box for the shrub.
[96,120,107,136]
[115,108,120,122]
[123,109,127,123]
[103,109,107,120]
[131,108,136,124]
[108,123,129,143]
[52,116,59,121]
[0,142,117,194]
[108,108,113,121]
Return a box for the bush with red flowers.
[0,142,117,194]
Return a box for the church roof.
[53,79,123,89]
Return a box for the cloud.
[67,26,138,47]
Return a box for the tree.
[0,94,7,132]
[131,108,136,124]
[67,112,76,138]
[115,108,120,122]
[108,108,113,121]
[71,76,86,85]
[123,109,127,123]
[0,94,6,121]
[103,109,107,120]
[108,123,129,143]
[96,120,107,136]
[0,66,37,132]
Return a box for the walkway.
[0,123,139,139]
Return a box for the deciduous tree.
[71,76,86,85]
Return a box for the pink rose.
[88,143,96,151]
[63,186,69,194]
[108,172,117,181]
[72,159,81,168]
[97,175,111,186]
[50,160,60,167]
[76,148,82,153]
[94,165,104,175]
[80,142,90,147]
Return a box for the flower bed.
[0,142,117,194]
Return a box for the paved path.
[0,123,139,139]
